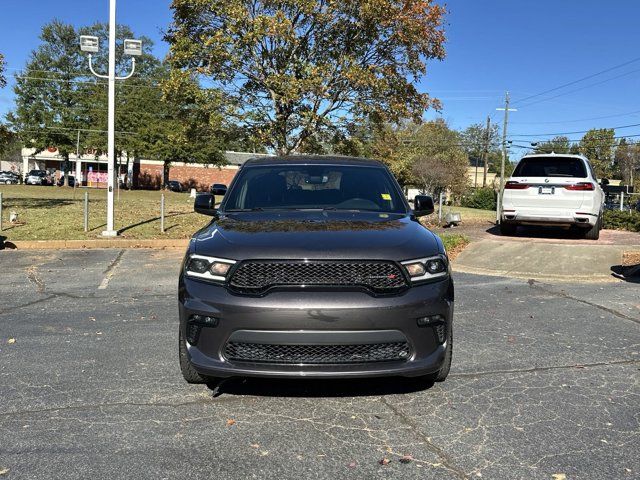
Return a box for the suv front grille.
[224,341,411,364]
[228,260,407,294]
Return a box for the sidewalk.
[452,238,637,282]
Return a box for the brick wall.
[136,163,239,191]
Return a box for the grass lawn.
[425,205,496,226]
[0,185,213,241]
[0,186,478,258]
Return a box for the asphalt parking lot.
[0,249,638,479]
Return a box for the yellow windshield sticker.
[381,193,391,200]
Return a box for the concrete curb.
[1,238,190,250]
[451,263,618,283]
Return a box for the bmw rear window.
[512,157,587,178]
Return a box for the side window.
[586,161,597,181]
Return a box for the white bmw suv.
[500,153,605,240]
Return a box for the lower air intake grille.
[224,342,411,364]
[229,260,407,294]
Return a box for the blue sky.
[1,0,639,156]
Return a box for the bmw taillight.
[564,182,595,191]
[504,181,529,189]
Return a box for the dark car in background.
[57,175,78,187]
[179,156,454,386]
[167,180,183,192]
[0,171,20,184]
[210,183,227,195]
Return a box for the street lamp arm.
[115,58,136,81]
[87,54,109,79]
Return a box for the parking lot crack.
[98,249,125,290]
[528,280,640,325]
[380,396,469,479]
[450,359,640,379]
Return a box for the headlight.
[184,254,236,282]
[401,255,448,283]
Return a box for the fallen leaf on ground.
[0,468,9,475]
[226,419,236,427]
[7,338,15,345]
[379,458,391,466]
[552,474,566,480]
[347,461,357,469]
[250,443,259,449]
[399,455,413,464]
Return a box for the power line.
[509,122,640,138]
[516,67,640,109]
[510,108,640,125]
[511,55,640,105]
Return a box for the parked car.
[500,153,605,240]
[167,180,183,192]
[179,156,453,385]
[0,171,20,184]
[210,183,227,195]
[25,170,53,186]
[56,175,77,187]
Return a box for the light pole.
[80,2,142,237]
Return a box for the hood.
[191,211,442,261]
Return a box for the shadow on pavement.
[486,224,586,240]
[206,376,435,398]
[611,264,640,283]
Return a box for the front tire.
[179,326,207,384]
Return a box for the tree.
[579,128,616,178]
[461,121,500,187]
[533,135,571,154]
[370,119,467,194]
[166,0,447,155]
[7,20,87,186]
[0,53,6,88]
[614,139,639,185]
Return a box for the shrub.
[460,188,496,210]
[603,210,640,232]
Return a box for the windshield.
[223,164,406,213]
[512,157,587,178]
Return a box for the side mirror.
[413,195,434,217]
[210,184,227,196]
[194,193,217,216]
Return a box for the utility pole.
[80,3,141,237]
[496,92,517,222]
[482,116,491,187]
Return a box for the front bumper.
[179,277,453,378]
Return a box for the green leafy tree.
[579,128,616,178]
[533,135,572,154]
[614,138,639,185]
[461,122,500,187]
[166,0,447,155]
[7,21,88,185]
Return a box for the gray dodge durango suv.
[178,156,454,384]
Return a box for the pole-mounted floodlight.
[123,39,142,56]
[80,35,100,53]
[79,0,141,237]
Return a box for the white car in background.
[500,153,605,240]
